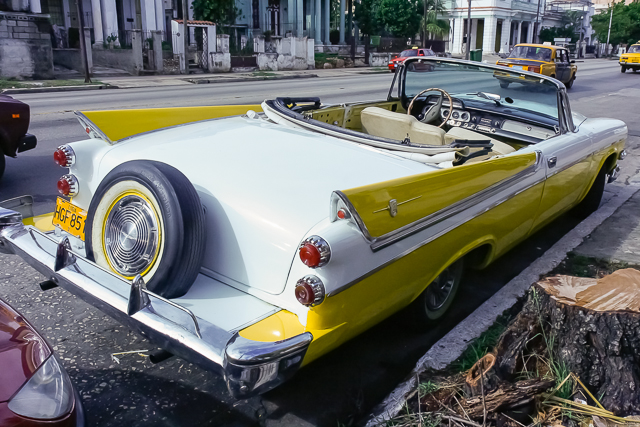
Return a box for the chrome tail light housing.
[295,275,326,307]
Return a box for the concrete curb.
[2,84,111,94]
[364,182,640,427]
[188,73,319,85]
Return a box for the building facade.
[442,0,545,56]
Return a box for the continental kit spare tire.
[85,160,206,299]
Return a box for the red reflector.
[295,284,315,306]
[53,149,68,167]
[57,178,71,195]
[86,127,91,134]
[299,243,321,268]
[12,114,19,118]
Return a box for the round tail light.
[295,275,325,307]
[53,145,75,167]
[298,236,330,268]
[57,174,79,196]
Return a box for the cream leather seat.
[360,107,446,146]
[444,127,516,155]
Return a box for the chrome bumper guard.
[0,207,312,399]
[608,165,621,183]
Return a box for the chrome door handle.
[547,157,557,168]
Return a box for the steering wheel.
[407,88,453,128]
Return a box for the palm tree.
[422,0,449,48]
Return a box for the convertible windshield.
[400,50,420,57]
[509,46,552,62]
[403,60,560,121]
[628,45,640,53]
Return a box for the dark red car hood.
[0,299,51,402]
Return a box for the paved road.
[0,59,638,427]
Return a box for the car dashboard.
[421,97,559,145]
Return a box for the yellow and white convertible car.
[0,58,627,398]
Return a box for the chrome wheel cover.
[425,266,456,311]
[104,194,159,276]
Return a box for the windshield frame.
[395,57,573,133]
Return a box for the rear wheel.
[408,258,464,324]
[566,76,575,89]
[571,166,607,220]
[86,160,206,299]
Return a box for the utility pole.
[76,0,91,83]
[605,2,613,57]
[182,0,189,74]
[535,0,541,44]
[465,0,471,59]
[423,0,427,48]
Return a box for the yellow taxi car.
[619,42,640,73]
[496,43,577,88]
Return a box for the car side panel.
[301,181,545,364]
[342,153,537,239]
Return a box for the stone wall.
[92,47,138,75]
[52,48,82,72]
[0,12,53,79]
[255,36,315,71]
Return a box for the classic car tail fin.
[335,152,539,244]
[75,105,264,144]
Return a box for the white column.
[140,0,156,31]
[155,0,163,37]
[100,0,118,45]
[314,0,321,43]
[339,0,345,43]
[526,21,534,43]
[482,16,497,54]
[296,0,303,36]
[499,18,511,53]
[323,0,330,44]
[90,0,103,43]
[470,18,478,50]
[29,0,41,13]
[515,21,521,44]
[288,0,295,35]
[452,17,464,55]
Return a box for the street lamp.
[465,0,471,60]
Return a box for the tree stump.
[487,268,640,416]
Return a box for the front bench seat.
[360,107,446,145]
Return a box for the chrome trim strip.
[369,152,543,252]
[327,171,548,297]
[331,191,375,241]
[74,111,112,144]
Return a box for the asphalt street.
[0,59,639,426]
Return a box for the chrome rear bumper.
[0,207,312,398]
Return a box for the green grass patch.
[0,79,104,89]
[451,314,512,372]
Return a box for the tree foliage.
[354,0,381,36]
[591,1,640,46]
[376,0,421,38]
[191,0,240,26]
[539,10,584,43]
[420,0,449,39]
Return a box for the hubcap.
[425,266,457,311]
[104,194,159,277]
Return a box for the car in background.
[0,298,84,426]
[388,47,435,72]
[619,42,640,73]
[0,95,37,180]
[496,43,577,88]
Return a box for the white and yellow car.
[620,42,640,73]
[0,57,627,399]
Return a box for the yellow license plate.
[52,197,87,240]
